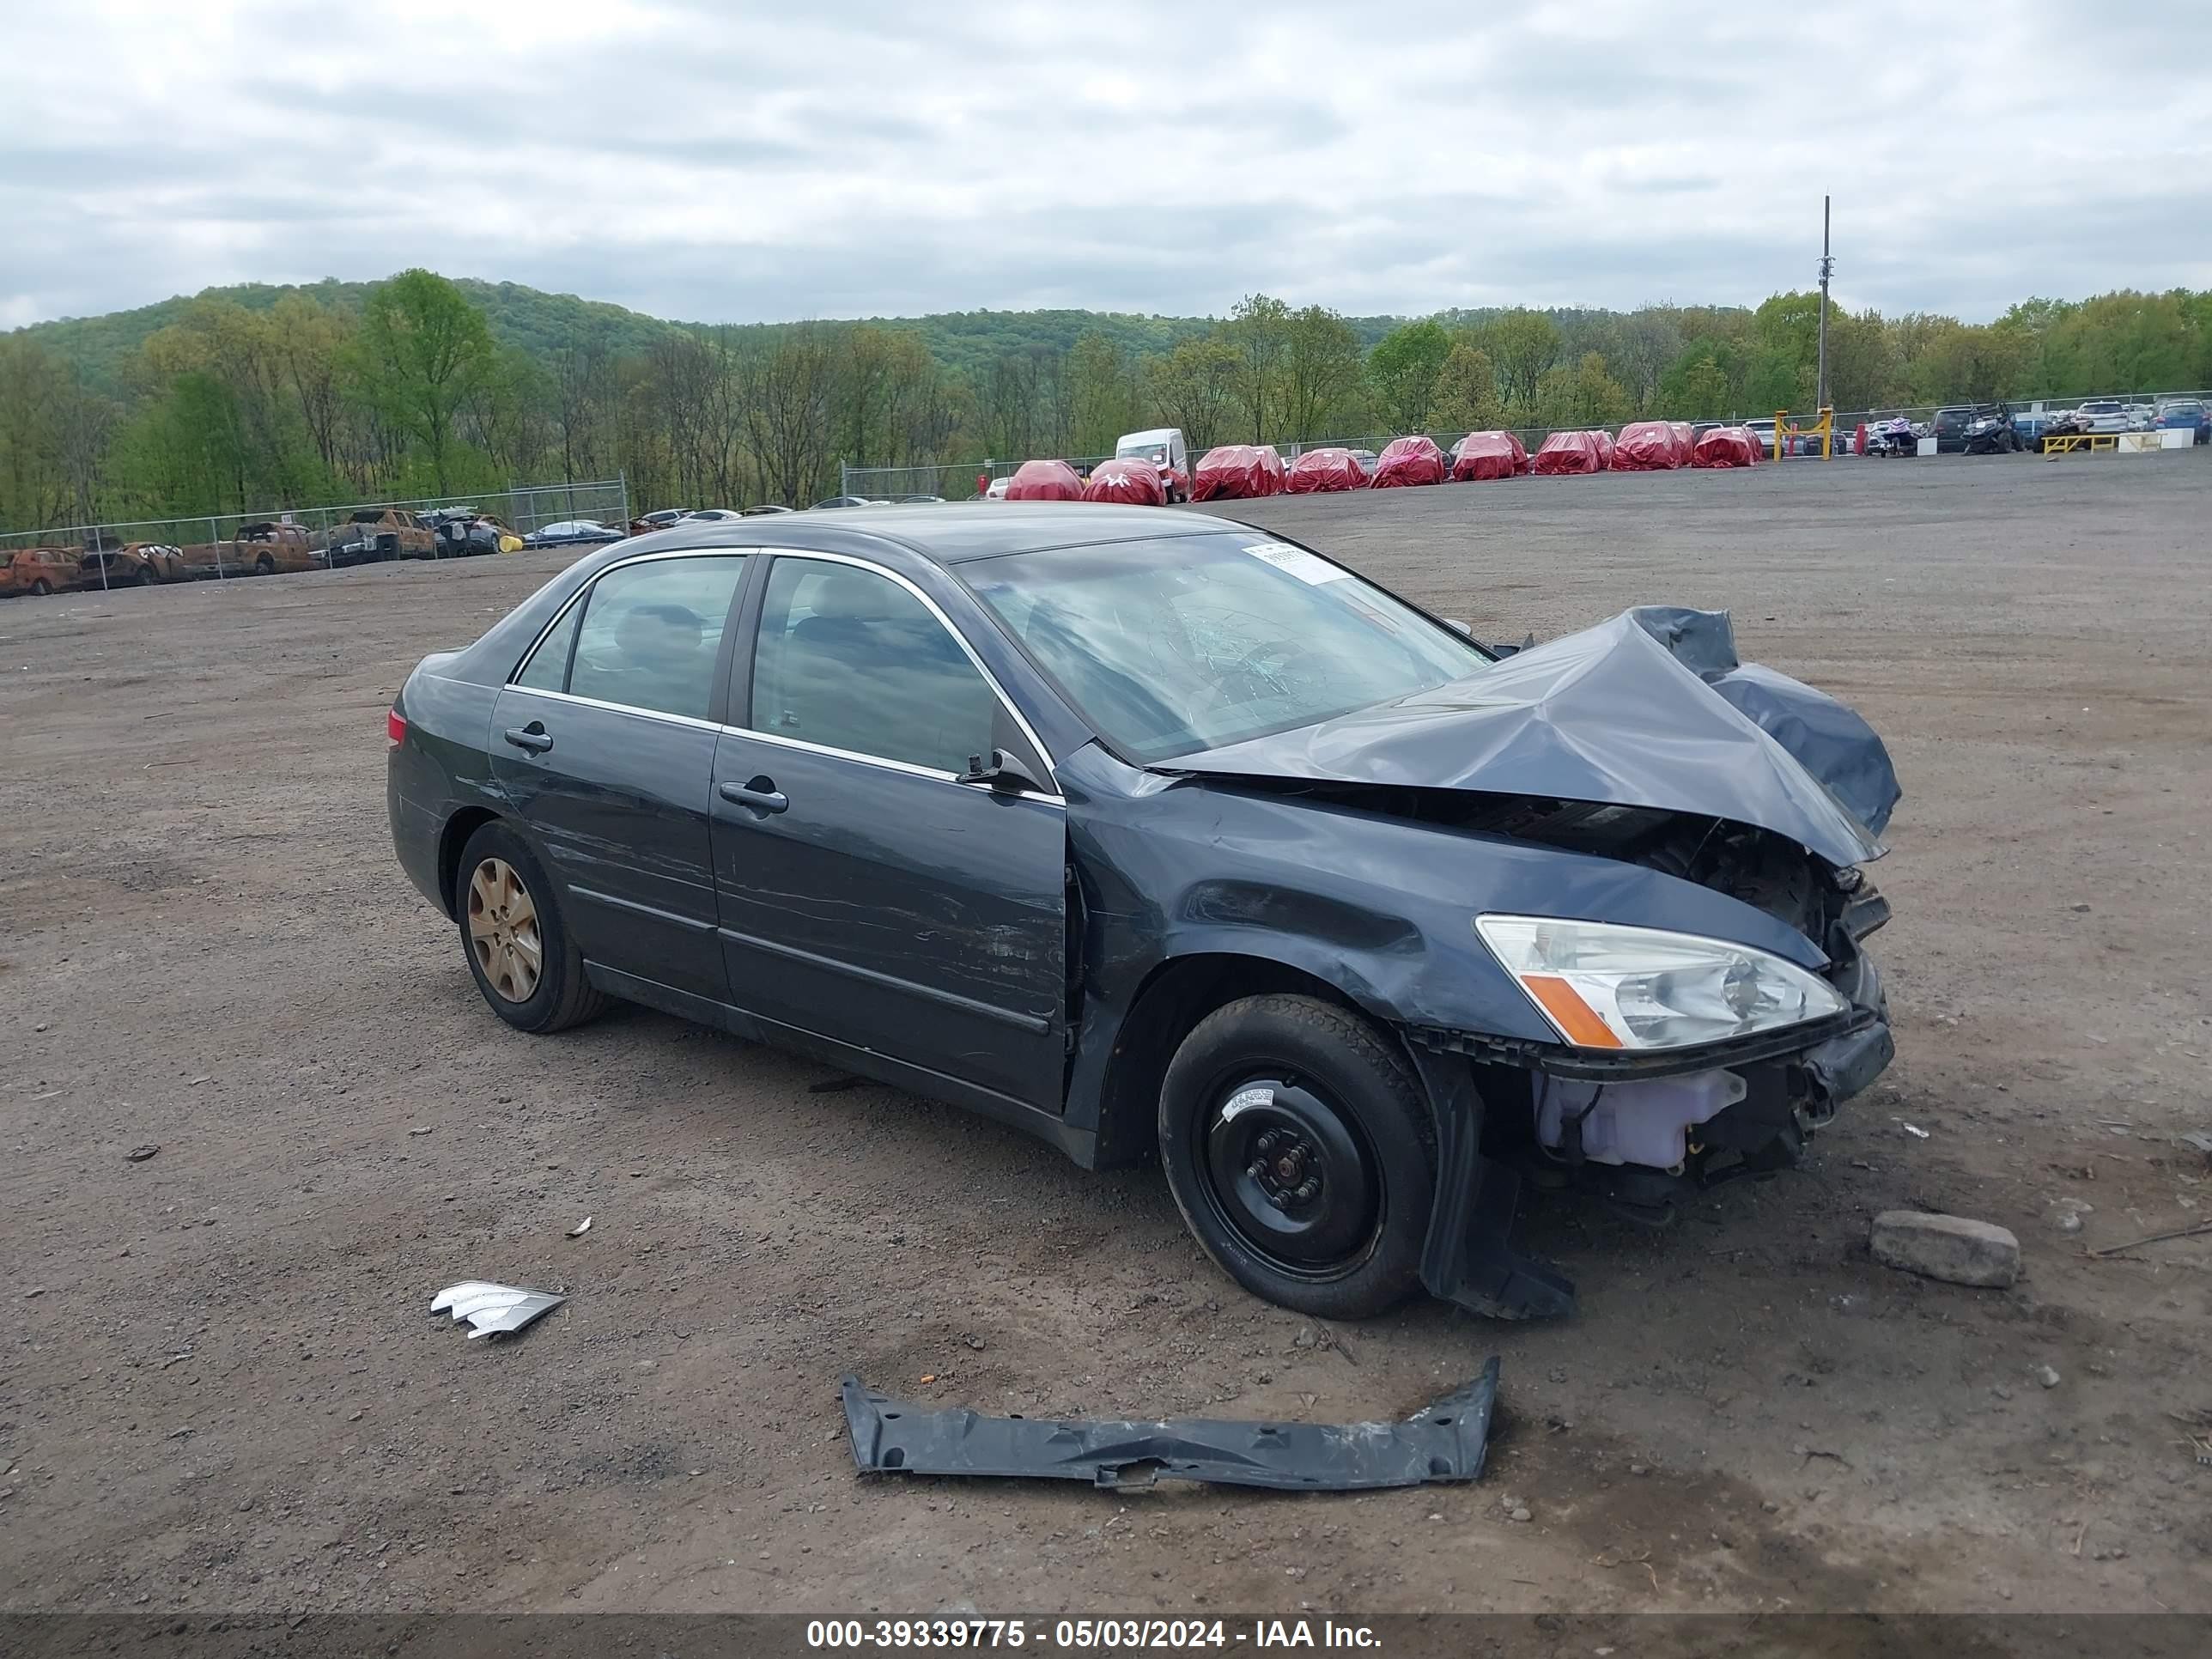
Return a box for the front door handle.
[720,777,788,816]
[503,723,553,754]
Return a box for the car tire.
[454,821,610,1034]
[30,579,52,597]
[1159,994,1434,1319]
[254,555,276,576]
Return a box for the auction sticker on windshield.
[1243,542,1348,585]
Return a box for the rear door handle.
[503,724,553,754]
[720,779,788,815]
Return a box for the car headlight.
[1475,915,1847,1052]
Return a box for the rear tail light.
[386,708,407,750]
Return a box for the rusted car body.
[327,508,436,566]
[0,547,82,598]
[78,538,193,587]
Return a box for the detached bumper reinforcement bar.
[839,1360,1501,1492]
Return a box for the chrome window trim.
[501,685,725,734]
[744,547,1060,778]
[720,722,1067,807]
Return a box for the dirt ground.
[3,453,2209,1620]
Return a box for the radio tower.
[1816,196,1833,411]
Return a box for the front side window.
[526,555,746,720]
[749,558,997,773]
[964,532,1488,763]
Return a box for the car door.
[489,550,752,1000]
[710,552,1067,1111]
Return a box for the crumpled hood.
[1165,607,1899,869]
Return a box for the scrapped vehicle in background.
[1450,431,1528,481]
[1003,460,1085,502]
[1192,444,1286,501]
[328,507,437,565]
[78,536,191,586]
[1532,430,1609,475]
[389,504,1900,1323]
[1285,447,1370,494]
[173,520,321,578]
[1081,459,1167,506]
[1370,435,1448,488]
[0,546,81,598]
[425,509,524,557]
[1115,427,1191,502]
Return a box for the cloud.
[4,0,2209,331]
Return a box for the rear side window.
[748,558,996,773]
[514,556,747,720]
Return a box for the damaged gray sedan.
[388,505,1898,1322]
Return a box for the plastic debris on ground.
[1284,447,1370,493]
[1004,459,1085,501]
[840,1359,1501,1491]
[1450,431,1528,481]
[430,1281,568,1340]
[1532,429,1608,474]
[1370,435,1448,489]
[1080,459,1166,506]
[1191,445,1286,501]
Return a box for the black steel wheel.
[1159,994,1434,1318]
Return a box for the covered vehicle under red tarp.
[1370,434,1448,489]
[1669,422,1693,462]
[1691,426,1760,468]
[1449,430,1528,481]
[1191,444,1286,501]
[1284,447,1368,493]
[1531,429,1608,475]
[1612,421,1686,471]
[1005,459,1085,501]
[1594,429,1616,468]
[1080,458,1166,506]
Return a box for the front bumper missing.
[839,1362,1500,1492]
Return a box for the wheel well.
[436,807,501,920]
[1091,953,1374,1166]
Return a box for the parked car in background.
[1114,427,1192,502]
[388,504,1899,1322]
[740,504,795,515]
[425,509,523,557]
[1342,447,1381,478]
[629,508,695,537]
[890,495,947,504]
[1741,417,1781,457]
[328,507,436,565]
[522,520,626,547]
[2124,403,2154,432]
[2071,398,2130,434]
[171,520,321,578]
[682,508,745,523]
[984,477,1012,500]
[811,496,881,510]
[2154,398,2209,442]
[0,546,79,597]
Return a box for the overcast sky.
[7,1,2209,331]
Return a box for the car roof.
[1118,428,1177,444]
[613,501,1238,568]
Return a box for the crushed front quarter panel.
[840,1361,1500,1492]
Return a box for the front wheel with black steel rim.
[1158,994,1434,1319]
[454,821,608,1033]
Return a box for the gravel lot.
[4,453,2209,1618]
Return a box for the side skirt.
[584,962,1097,1165]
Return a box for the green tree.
[1279,306,1364,441]
[1428,342,1503,433]
[1367,319,1452,431]
[351,270,495,492]
[1223,293,1291,441]
[1068,331,1139,456]
[1144,338,1240,453]
[1480,309,1563,413]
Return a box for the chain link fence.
[1,478,629,596]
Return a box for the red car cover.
[1669,422,1693,463]
[1192,445,1286,501]
[1285,447,1368,493]
[1005,459,1084,501]
[1532,430,1607,474]
[1593,429,1616,468]
[1691,427,1759,468]
[1370,435,1448,489]
[1612,421,1685,471]
[1744,426,1765,465]
[1449,431,1528,481]
[1080,458,1166,506]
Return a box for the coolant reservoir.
[1534,1071,1748,1170]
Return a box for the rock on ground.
[1870,1211,2021,1288]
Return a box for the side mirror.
[1443,617,1473,637]
[962,748,1047,795]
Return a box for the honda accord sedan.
[387,504,1899,1321]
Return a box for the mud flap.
[840,1361,1500,1491]
[1407,1044,1577,1321]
